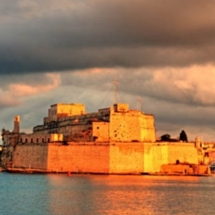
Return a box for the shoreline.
[4,167,212,177]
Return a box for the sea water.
[0,173,214,215]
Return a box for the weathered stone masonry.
[1,102,210,174]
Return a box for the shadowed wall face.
[13,145,48,170]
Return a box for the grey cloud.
[60,68,215,141]
[1,0,215,141]
[0,73,53,89]
[1,0,215,73]
[0,96,20,109]
[61,68,215,108]
[0,72,60,109]
[1,71,215,141]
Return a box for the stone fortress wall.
[1,102,211,174]
[143,143,199,173]
[11,141,199,174]
[13,144,48,170]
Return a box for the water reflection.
[45,175,215,215]
[0,173,215,215]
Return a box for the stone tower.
[13,115,20,133]
[195,137,201,148]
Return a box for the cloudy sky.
[1,0,215,141]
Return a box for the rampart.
[10,141,199,174]
[13,144,48,170]
[47,143,110,173]
[143,142,198,173]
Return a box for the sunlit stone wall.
[143,143,168,173]
[13,145,48,170]
[143,142,199,173]
[46,143,110,173]
[20,133,63,144]
[44,103,86,123]
[109,142,144,174]
[92,122,109,142]
[11,142,199,174]
[109,111,156,142]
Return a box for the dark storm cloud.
[1,0,215,73]
[0,73,53,89]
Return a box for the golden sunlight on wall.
[92,122,109,142]
[143,143,199,173]
[45,103,85,123]
[109,143,144,174]
[109,111,155,142]
[47,144,110,173]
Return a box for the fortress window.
[31,138,33,143]
[42,138,44,143]
[25,138,27,143]
[36,138,39,143]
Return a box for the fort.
[1,102,214,175]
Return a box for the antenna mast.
[137,96,142,111]
[113,72,119,104]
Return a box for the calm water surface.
[0,173,214,215]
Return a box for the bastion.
[0,102,210,175]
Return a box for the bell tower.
[13,115,20,133]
